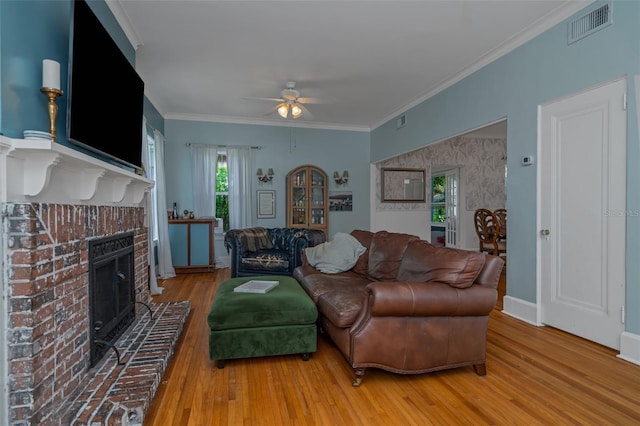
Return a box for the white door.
[539,78,626,350]
[445,169,459,248]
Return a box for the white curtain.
[141,118,164,295]
[189,144,218,218]
[227,146,253,229]
[154,129,176,280]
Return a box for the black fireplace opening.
[88,232,136,367]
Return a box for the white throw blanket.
[305,232,366,274]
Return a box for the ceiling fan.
[246,81,320,119]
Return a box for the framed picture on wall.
[257,190,276,218]
[381,168,426,202]
[329,191,353,211]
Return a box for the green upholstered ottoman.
[208,275,318,368]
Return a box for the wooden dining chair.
[474,208,506,256]
[494,208,507,242]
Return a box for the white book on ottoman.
[233,280,279,294]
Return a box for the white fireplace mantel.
[0,136,154,207]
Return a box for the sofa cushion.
[296,271,371,303]
[397,240,486,289]
[350,230,373,275]
[316,286,368,328]
[305,232,366,273]
[367,231,419,281]
[241,227,274,252]
[240,249,289,273]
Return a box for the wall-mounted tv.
[67,0,144,170]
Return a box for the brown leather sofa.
[293,229,504,386]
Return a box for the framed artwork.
[329,191,353,211]
[257,190,276,218]
[381,168,426,202]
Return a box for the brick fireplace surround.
[0,137,189,425]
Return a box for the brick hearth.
[58,301,190,425]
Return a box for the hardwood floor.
[145,269,640,425]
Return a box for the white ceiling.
[109,0,589,131]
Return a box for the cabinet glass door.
[293,170,306,187]
[310,207,325,225]
[311,170,324,186]
[311,187,324,207]
[293,207,306,225]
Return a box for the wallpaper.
[377,136,506,211]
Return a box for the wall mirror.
[381,168,426,202]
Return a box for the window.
[215,152,229,231]
[431,175,446,223]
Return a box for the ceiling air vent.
[396,114,407,129]
[568,2,612,45]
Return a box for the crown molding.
[106,0,143,50]
[371,1,594,130]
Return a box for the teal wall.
[164,120,370,237]
[0,0,155,154]
[371,1,640,332]
[1,0,70,139]
[144,97,164,135]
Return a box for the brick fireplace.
[0,137,162,424]
[4,203,149,423]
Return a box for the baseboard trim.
[618,331,640,366]
[502,295,541,326]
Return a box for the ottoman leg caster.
[302,353,310,361]
[217,360,225,369]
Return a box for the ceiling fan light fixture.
[277,103,289,118]
[291,103,302,119]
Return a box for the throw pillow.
[305,232,366,274]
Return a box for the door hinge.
[621,305,626,324]
[623,92,628,110]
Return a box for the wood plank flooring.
[144,269,640,425]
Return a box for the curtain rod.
[185,143,262,150]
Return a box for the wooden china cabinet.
[286,165,328,236]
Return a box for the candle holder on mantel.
[40,87,63,143]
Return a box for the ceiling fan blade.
[243,96,284,102]
[297,97,323,104]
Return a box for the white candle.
[42,59,60,90]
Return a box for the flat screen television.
[67,0,144,170]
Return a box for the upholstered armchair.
[224,227,326,277]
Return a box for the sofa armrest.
[291,229,327,268]
[223,229,247,277]
[362,281,497,318]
